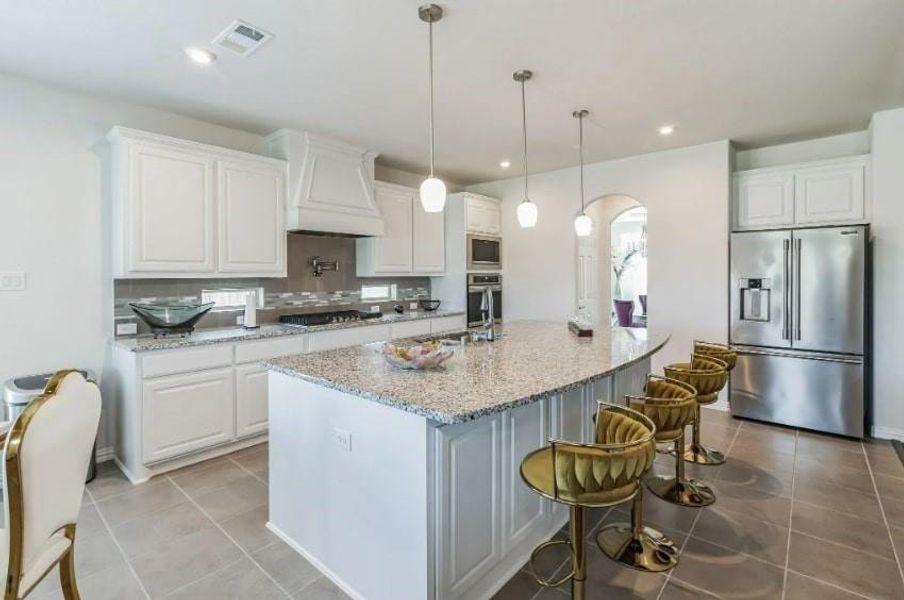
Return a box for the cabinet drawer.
[235,363,269,439]
[235,335,307,363]
[431,315,467,334]
[308,324,392,352]
[141,345,233,378]
[390,319,432,340]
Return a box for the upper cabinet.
[356,182,445,276]
[733,156,869,231]
[108,127,287,278]
[266,130,383,237]
[465,194,502,236]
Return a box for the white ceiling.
[2,1,903,184]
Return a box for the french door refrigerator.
[729,225,868,438]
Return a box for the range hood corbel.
[266,129,384,237]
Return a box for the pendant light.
[513,70,538,228]
[418,4,446,213]
[573,109,593,237]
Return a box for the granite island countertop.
[264,320,669,425]
[115,309,465,352]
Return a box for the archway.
[575,194,648,327]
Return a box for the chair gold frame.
[596,374,699,571]
[2,370,93,600]
[520,403,656,600]
[664,353,730,466]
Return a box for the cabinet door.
[502,401,547,554]
[235,363,269,439]
[142,368,235,464]
[412,201,445,273]
[794,161,866,225]
[466,196,501,235]
[734,172,794,230]
[127,143,216,274]
[218,158,286,276]
[390,319,432,340]
[373,186,414,272]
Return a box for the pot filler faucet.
[479,286,497,341]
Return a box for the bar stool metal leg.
[596,490,679,572]
[571,506,586,600]
[647,431,715,507]
[683,402,726,466]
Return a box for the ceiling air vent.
[212,20,273,57]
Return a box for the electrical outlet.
[409,302,419,310]
[333,428,352,452]
[369,305,380,313]
[236,315,245,326]
[116,322,138,336]
[0,271,26,291]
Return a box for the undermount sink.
[416,330,503,345]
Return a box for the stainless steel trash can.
[3,369,98,482]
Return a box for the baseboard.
[706,400,730,412]
[266,521,365,600]
[871,425,904,441]
[96,446,115,463]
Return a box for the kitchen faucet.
[479,286,496,341]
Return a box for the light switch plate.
[0,271,26,291]
[333,428,352,452]
[409,302,419,310]
[369,305,380,313]
[116,322,138,336]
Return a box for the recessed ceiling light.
[185,47,217,65]
[658,124,676,136]
[499,160,511,169]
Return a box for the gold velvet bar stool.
[664,353,730,466]
[596,375,699,571]
[520,403,656,600]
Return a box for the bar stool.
[664,354,730,466]
[596,375,698,570]
[693,340,737,372]
[520,403,656,600]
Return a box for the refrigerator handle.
[794,237,802,340]
[782,239,790,340]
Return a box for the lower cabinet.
[142,368,235,464]
[235,362,270,439]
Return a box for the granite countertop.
[115,310,465,352]
[264,320,669,425]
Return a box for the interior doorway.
[576,195,648,327]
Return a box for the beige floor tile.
[491,569,565,600]
[733,425,798,455]
[796,436,867,470]
[874,472,904,499]
[617,490,699,534]
[193,474,268,523]
[792,500,896,560]
[168,457,249,498]
[691,507,789,567]
[294,576,352,600]
[129,526,243,598]
[251,540,322,594]
[581,544,667,599]
[658,578,720,599]
[87,461,137,500]
[714,484,793,527]
[794,455,876,495]
[76,502,108,541]
[219,504,279,552]
[95,478,186,527]
[882,495,904,529]
[112,501,215,558]
[868,452,904,478]
[793,476,884,523]
[164,557,286,599]
[714,459,793,498]
[889,526,904,558]
[784,571,870,600]
[232,446,269,479]
[30,527,127,595]
[673,537,784,599]
[787,531,904,599]
[30,562,147,600]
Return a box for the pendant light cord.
[578,113,585,214]
[427,20,436,178]
[521,79,529,202]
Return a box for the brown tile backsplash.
[115,234,432,335]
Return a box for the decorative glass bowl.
[418,299,442,312]
[381,341,454,370]
[129,302,215,336]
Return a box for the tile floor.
[22,409,904,600]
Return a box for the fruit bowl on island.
[381,340,454,370]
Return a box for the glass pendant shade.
[419,177,447,212]
[517,200,538,228]
[574,213,593,237]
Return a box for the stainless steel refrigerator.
[729,225,868,438]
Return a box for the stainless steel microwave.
[467,235,502,270]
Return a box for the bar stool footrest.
[527,538,574,588]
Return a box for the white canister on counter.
[243,290,259,329]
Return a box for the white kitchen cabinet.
[733,155,869,231]
[218,158,287,276]
[307,324,392,352]
[465,194,502,236]
[390,318,432,340]
[430,314,467,334]
[108,127,287,278]
[357,181,445,276]
[235,363,270,439]
[142,368,235,464]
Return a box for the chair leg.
[570,506,586,600]
[647,433,715,507]
[596,489,679,572]
[59,546,81,600]
[683,402,726,466]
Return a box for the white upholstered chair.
[1,370,101,599]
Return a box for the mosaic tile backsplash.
[115,234,432,335]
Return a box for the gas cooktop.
[279,310,383,327]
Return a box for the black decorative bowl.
[419,299,441,312]
[129,302,215,337]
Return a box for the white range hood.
[266,129,384,236]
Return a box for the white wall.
[735,130,869,171]
[469,141,731,374]
[868,108,904,440]
[0,73,266,450]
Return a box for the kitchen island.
[264,321,668,600]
